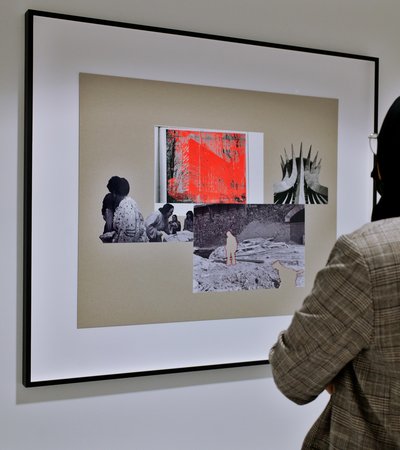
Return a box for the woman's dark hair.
[371,96,400,221]
[186,210,194,219]
[106,176,121,193]
[159,203,174,215]
[377,96,400,185]
[115,177,130,196]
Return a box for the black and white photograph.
[193,204,305,293]
[99,174,193,243]
[273,143,329,204]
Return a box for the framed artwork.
[24,9,378,386]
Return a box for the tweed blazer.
[269,217,400,449]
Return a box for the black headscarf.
[371,96,400,221]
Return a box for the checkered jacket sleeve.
[269,233,373,405]
[270,219,400,448]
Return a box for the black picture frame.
[24,9,379,386]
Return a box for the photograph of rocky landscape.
[193,204,305,293]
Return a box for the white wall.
[2,1,399,449]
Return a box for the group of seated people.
[99,176,193,243]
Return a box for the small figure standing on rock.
[225,231,238,266]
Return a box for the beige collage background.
[78,73,338,328]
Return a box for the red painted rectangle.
[166,129,247,203]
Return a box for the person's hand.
[325,383,335,395]
[99,231,115,243]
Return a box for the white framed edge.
[23,10,379,386]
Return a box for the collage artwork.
[78,74,337,328]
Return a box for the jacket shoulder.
[342,218,400,245]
